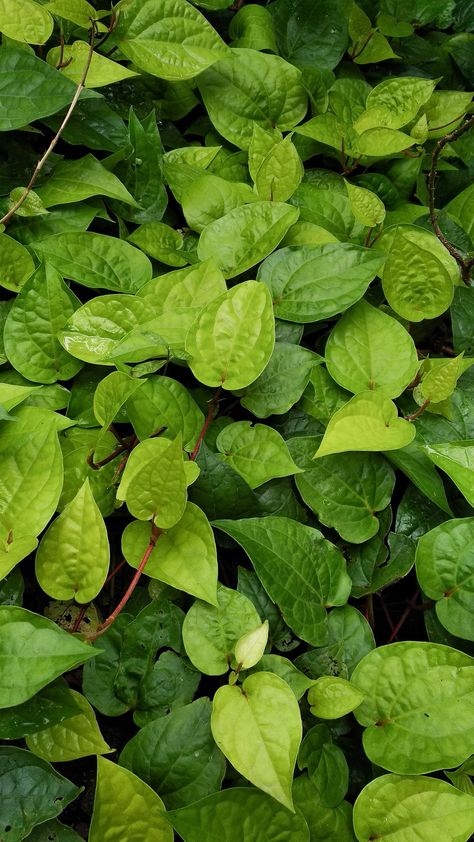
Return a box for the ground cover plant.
[0,0,474,839]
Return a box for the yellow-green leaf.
[26,690,111,761]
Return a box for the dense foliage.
[0,0,474,839]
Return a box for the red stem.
[190,387,222,461]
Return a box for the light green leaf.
[295,604,374,680]
[60,294,165,365]
[315,392,415,457]
[234,621,268,670]
[36,155,138,208]
[35,479,110,603]
[93,370,143,429]
[0,0,53,44]
[424,441,474,507]
[289,437,395,544]
[216,421,302,489]
[8,188,48,218]
[293,773,354,842]
[257,244,385,323]
[117,435,189,528]
[0,606,96,708]
[425,90,474,139]
[182,584,261,674]
[0,381,40,410]
[344,179,385,227]
[47,41,138,88]
[281,221,339,247]
[416,354,466,405]
[289,183,364,240]
[0,232,35,292]
[212,672,301,810]
[229,4,278,51]
[386,440,452,514]
[119,697,226,809]
[351,641,474,774]
[307,676,364,719]
[45,0,99,27]
[198,48,308,150]
[355,127,416,156]
[240,342,321,418]
[416,518,474,642]
[213,518,351,646]
[360,76,437,130]
[197,201,298,278]
[253,134,303,202]
[4,264,82,384]
[446,183,474,243]
[0,406,66,537]
[0,526,38,579]
[115,0,229,80]
[26,690,110,762]
[58,426,120,517]
[89,757,173,842]
[126,375,203,450]
[33,232,152,293]
[128,222,189,268]
[325,300,419,398]
[122,503,218,605]
[377,225,456,321]
[169,787,310,842]
[185,280,275,390]
[353,774,474,842]
[137,260,227,348]
[181,174,257,234]
[249,655,316,700]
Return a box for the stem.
[405,399,430,421]
[105,558,126,585]
[90,523,161,640]
[427,113,474,286]
[189,387,222,461]
[87,442,128,470]
[364,227,374,248]
[0,22,97,227]
[350,29,374,61]
[387,589,420,643]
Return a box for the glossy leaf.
[36,155,138,208]
[26,689,110,761]
[0,232,35,292]
[47,41,139,88]
[89,757,173,842]
[216,421,302,488]
[126,374,203,449]
[307,676,364,719]
[0,0,53,44]
[185,281,275,390]
[424,441,474,507]
[351,642,474,774]
[240,342,321,418]
[0,678,80,740]
[214,518,352,646]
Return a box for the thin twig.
[405,399,430,421]
[387,589,420,643]
[0,21,97,226]
[190,387,222,461]
[427,113,474,286]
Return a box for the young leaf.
[0,232,35,293]
[47,41,139,88]
[122,503,218,606]
[181,173,257,233]
[353,774,474,842]
[307,676,364,719]
[216,421,302,488]
[35,479,110,604]
[234,620,269,670]
[182,584,261,674]
[344,179,385,227]
[351,641,474,774]
[0,0,53,44]
[0,606,96,708]
[26,690,111,762]
[325,299,419,398]
[211,672,302,811]
[424,442,474,507]
[315,392,416,457]
[416,518,474,641]
[185,280,275,390]
[213,518,352,646]
[89,757,173,842]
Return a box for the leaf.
[26,690,111,762]
[35,479,110,604]
[182,584,261,674]
[386,440,452,514]
[36,155,138,208]
[297,723,349,806]
[289,437,395,543]
[240,342,321,418]
[89,757,173,842]
[117,435,189,528]
[47,41,139,88]
[353,774,474,842]
[45,0,99,28]
[197,49,308,150]
[0,0,53,44]
[354,127,416,156]
[253,135,303,203]
[0,406,66,537]
[127,222,189,267]
[212,672,302,810]
[270,0,350,69]
[93,370,143,432]
[416,518,474,641]
[58,427,119,517]
[424,441,474,506]
[229,3,278,50]
[293,774,354,842]
[289,183,364,240]
[189,442,259,520]
[33,232,152,293]
[0,678,80,740]
[216,421,302,489]
[185,281,275,390]
[4,264,82,385]
[344,180,386,227]
[315,392,416,457]
[359,76,437,130]
[295,605,375,680]
[324,300,419,398]
[115,0,229,81]
[133,650,200,727]
[0,606,96,708]
[377,225,457,321]
[213,518,351,646]
[23,818,83,841]
[416,354,466,405]
[351,641,474,774]
[197,201,298,279]
[126,375,203,451]
[169,787,310,842]
[249,654,315,699]
[446,183,474,243]
[181,173,257,233]
[0,232,35,292]
[82,614,132,718]
[122,503,218,605]
[307,676,364,719]
[119,697,226,809]
[257,244,385,323]
[0,746,81,841]
[234,621,269,670]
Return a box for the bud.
[234,620,269,671]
